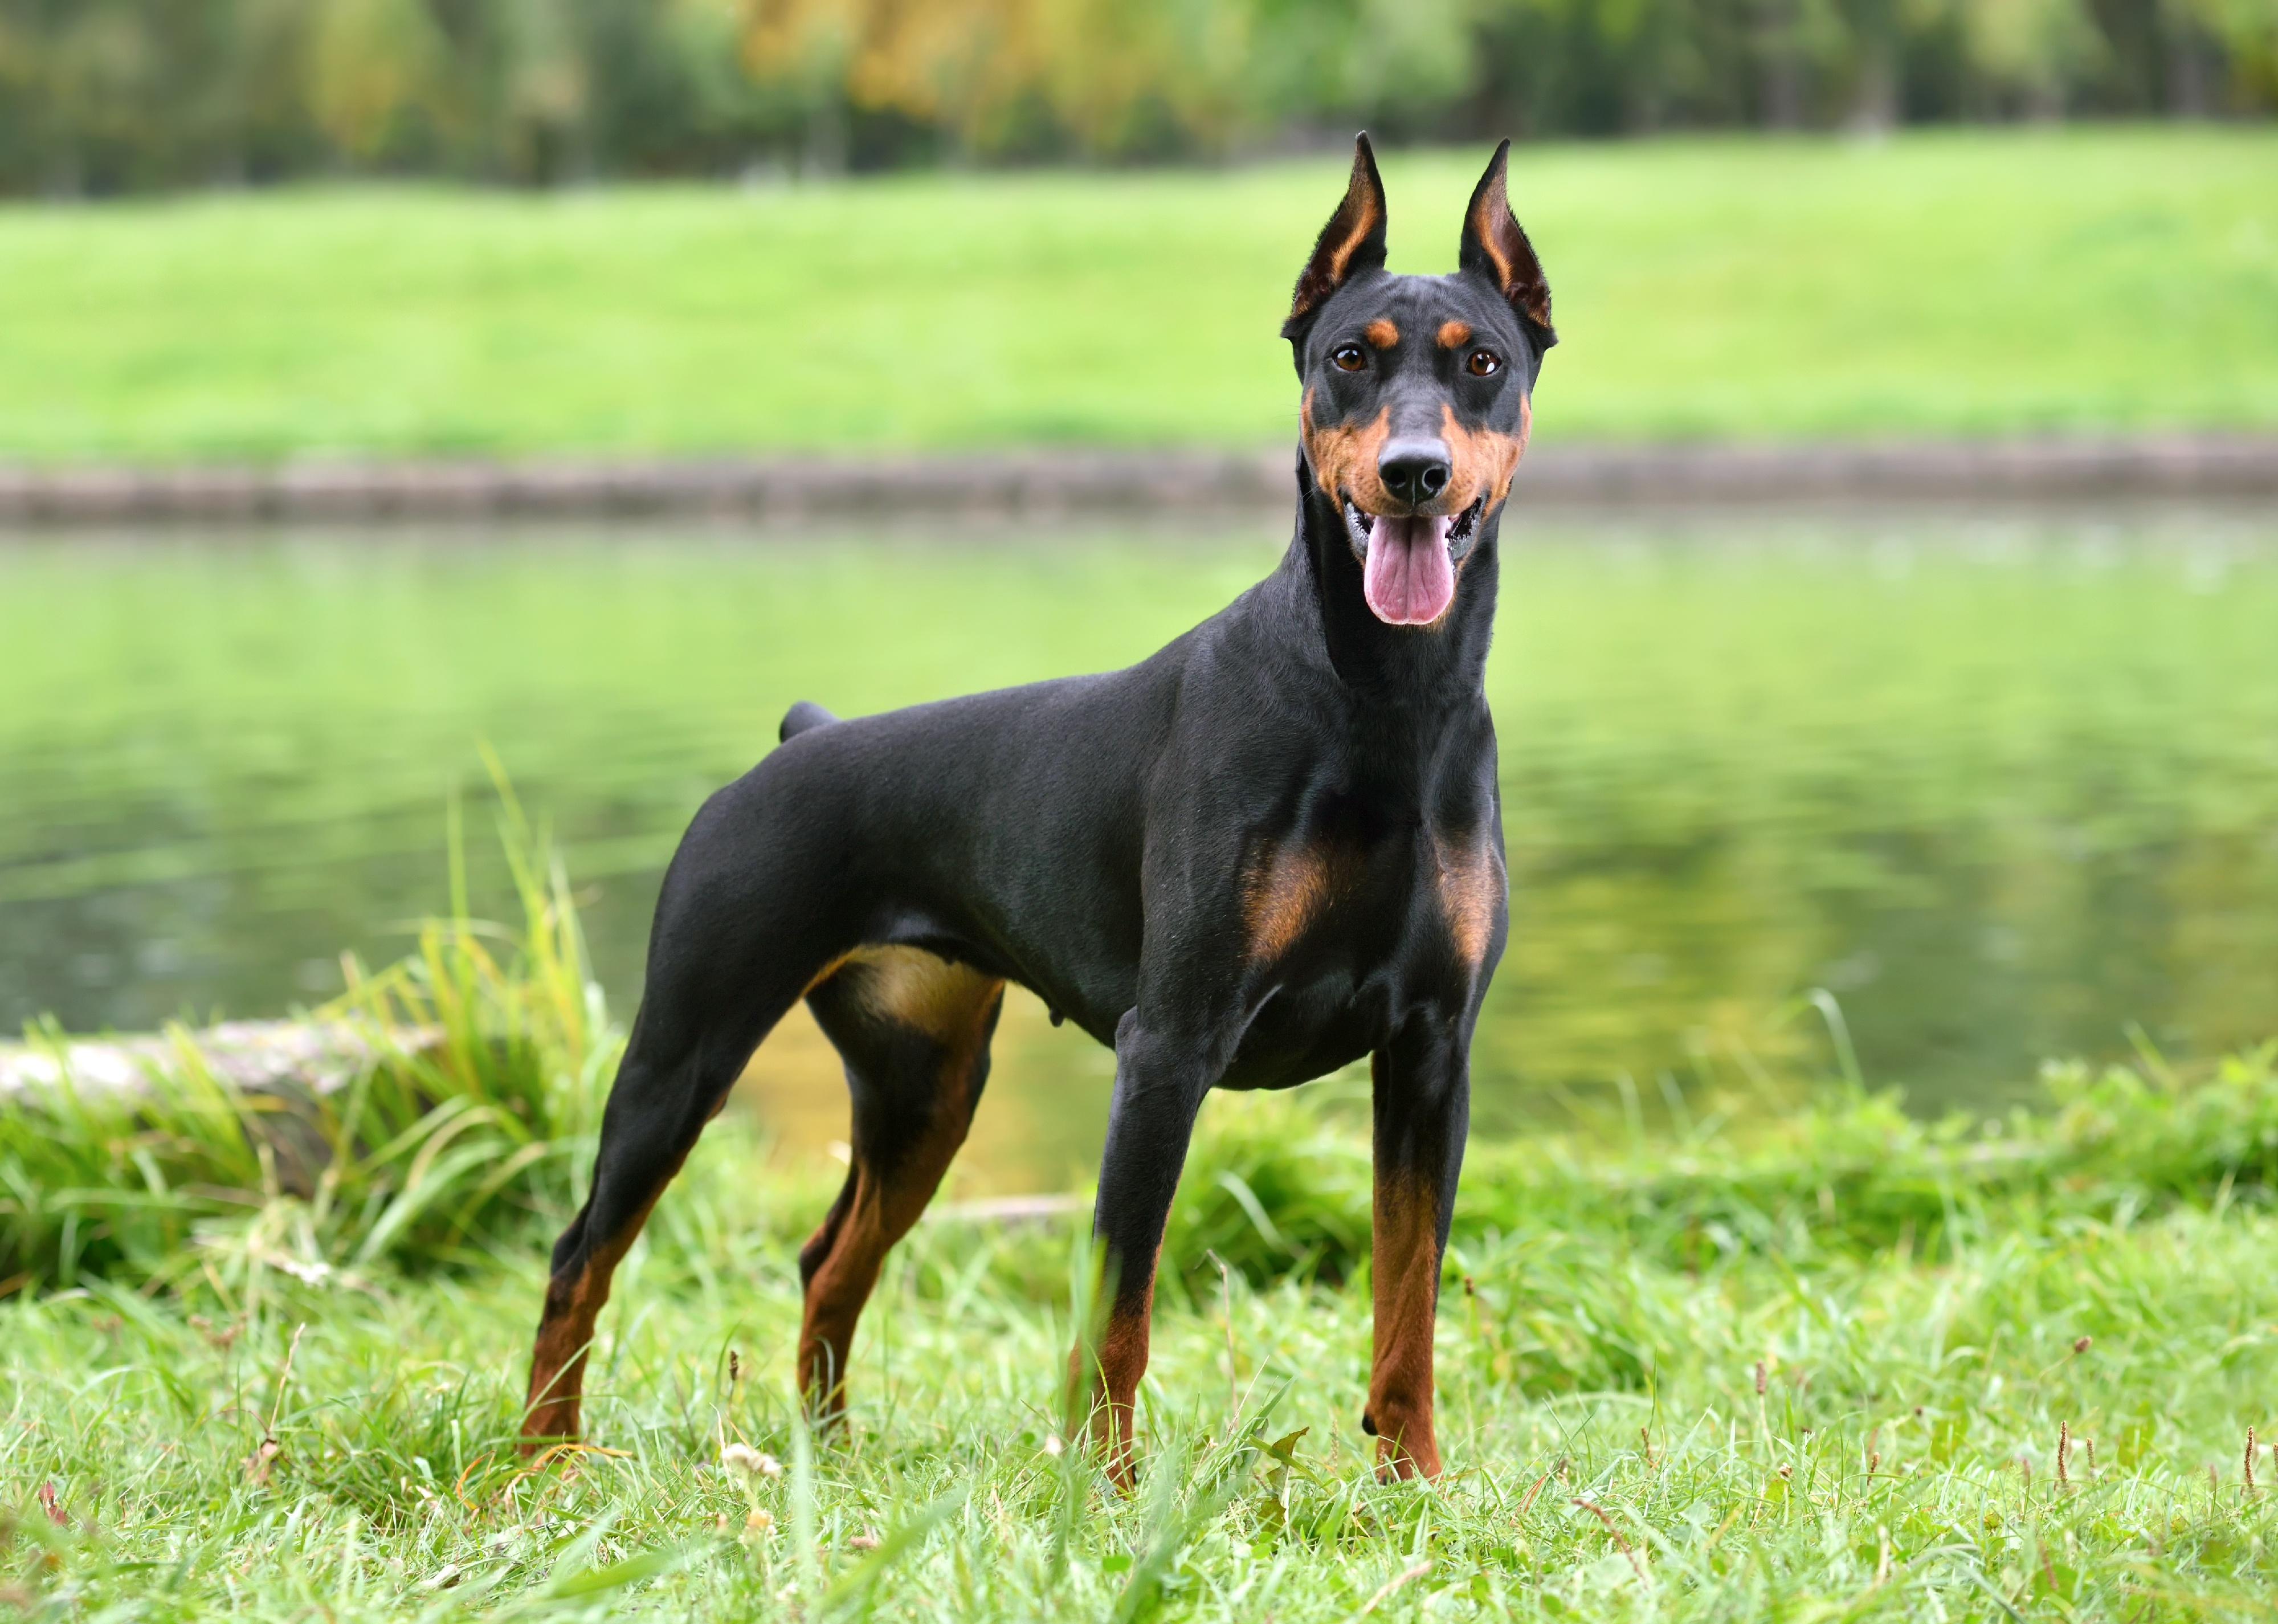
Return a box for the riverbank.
[5,432,2275,525]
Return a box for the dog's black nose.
[1378,439,1451,508]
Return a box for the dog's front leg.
[1363,1023,1471,1479]
[1072,1010,1216,1489]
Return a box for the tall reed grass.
[0,792,620,1301]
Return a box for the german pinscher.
[523,134,1554,1483]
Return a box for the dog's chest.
[1238,820,1502,1001]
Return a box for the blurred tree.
[1954,0,2108,115]
[307,0,449,161]
[0,0,2267,193]
[2187,0,2278,105]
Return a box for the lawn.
[1,126,2273,463]
[6,846,2278,1619]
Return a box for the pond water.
[4,508,2275,1190]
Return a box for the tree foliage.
[0,0,2269,191]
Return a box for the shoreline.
[3,433,2274,526]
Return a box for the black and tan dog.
[523,134,1554,1483]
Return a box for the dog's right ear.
[1281,133,1388,351]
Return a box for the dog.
[522,134,1553,1483]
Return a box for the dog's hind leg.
[795,949,1005,1424]
[521,991,798,1450]
[521,786,847,1450]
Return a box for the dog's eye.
[1331,344,1366,372]
[1468,349,1503,377]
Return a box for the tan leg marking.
[523,1176,681,1449]
[1074,1238,1163,1490]
[1367,1161,1445,1479]
[796,948,1003,1421]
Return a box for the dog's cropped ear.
[1459,139,1556,357]
[1282,133,1389,349]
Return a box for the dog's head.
[1283,135,1554,629]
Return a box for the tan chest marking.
[1244,839,1359,964]
[1434,834,1503,968]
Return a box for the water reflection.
[3,509,2273,1189]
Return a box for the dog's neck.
[1275,455,1500,712]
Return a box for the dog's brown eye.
[1468,349,1503,377]
[1331,344,1366,372]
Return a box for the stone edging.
[1,435,2273,525]
[0,1019,439,1100]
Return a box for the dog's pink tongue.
[1362,516,1456,626]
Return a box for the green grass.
[7,833,2278,1618]
[1,127,2273,463]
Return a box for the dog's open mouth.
[1341,496,1483,626]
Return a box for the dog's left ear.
[1282,133,1389,349]
[1459,140,1556,357]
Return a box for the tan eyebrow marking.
[1363,319,1399,349]
[1438,320,1472,349]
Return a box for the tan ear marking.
[1468,157,1510,279]
[1287,135,1389,333]
[1460,140,1554,337]
[1326,198,1383,286]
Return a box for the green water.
[5,510,2275,1188]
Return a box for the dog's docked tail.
[779,700,839,743]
